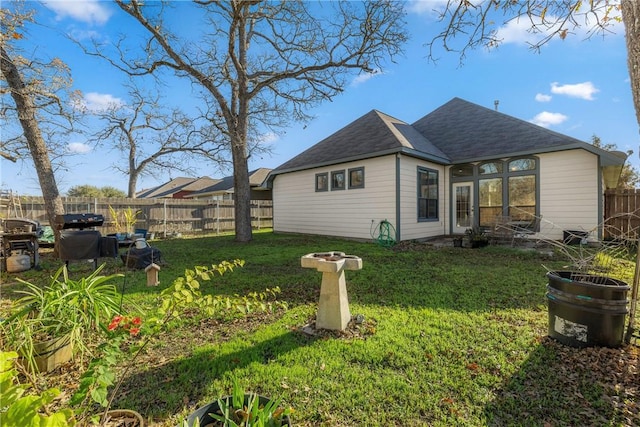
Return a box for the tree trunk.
[231,136,252,243]
[622,1,640,133]
[0,46,65,250]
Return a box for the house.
[136,176,220,199]
[183,168,273,201]
[266,97,627,242]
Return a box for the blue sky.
[1,1,636,196]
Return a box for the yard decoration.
[72,259,287,426]
[144,262,160,286]
[301,251,363,330]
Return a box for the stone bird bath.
[301,251,363,330]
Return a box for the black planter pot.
[186,394,291,427]
[546,271,630,348]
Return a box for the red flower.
[129,327,140,336]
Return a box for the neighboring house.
[136,176,220,199]
[184,168,273,201]
[266,97,626,242]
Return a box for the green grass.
[1,231,638,426]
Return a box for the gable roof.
[269,97,624,179]
[136,176,218,198]
[185,168,272,197]
[274,110,449,173]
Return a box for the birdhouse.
[145,263,161,286]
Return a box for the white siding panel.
[273,156,396,240]
[539,150,600,240]
[398,156,447,240]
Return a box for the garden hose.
[370,219,396,248]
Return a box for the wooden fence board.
[10,197,272,237]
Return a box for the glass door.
[453,182,474,234]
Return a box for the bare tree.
[427,1,640,157]
[79,0,407,242]
[87,83,228,197]
[0,4,73,246]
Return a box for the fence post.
[216,202,220,235]
[163,199,167,238]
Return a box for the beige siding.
[273,156,396,240]
[398,156,448,240]
[539,150,600,240]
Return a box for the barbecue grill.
[55,213,118,269]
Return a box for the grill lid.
[54,213,104,230]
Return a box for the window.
[478,177,503,226]
[508,175,536,221]
[451,163,474,178]
[315,173,328,192]
[348,167,365,189]
[479,162,503,175]
[509,158,535,172]
[418,167,438,220]
[331,170,345,190]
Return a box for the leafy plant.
[211,379,292,427]
[0,351,76,426]
[108,205,143,233]
[465,225,488,246]
[1,264,123,374]
[71,259,287,426]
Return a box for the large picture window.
[418,167,438,220]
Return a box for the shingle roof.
[187,168,272,196]
[136,177,197,198]
[274,110,449,172]
[411,97,589,162]
[270,97,624,176]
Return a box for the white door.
[453,182,474,234]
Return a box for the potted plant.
[185,379,292,427]
[465,226,489,248]
[1,264,122,374]
[108,205,144,239]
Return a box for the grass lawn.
[1,231,639,426]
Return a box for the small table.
[301,252,362,330]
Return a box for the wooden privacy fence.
[13,197,273,237]
[604,189,640,239]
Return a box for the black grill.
[54,213,104,230]
[56,213,116,269]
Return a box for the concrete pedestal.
[301,251,363,331]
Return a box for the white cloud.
[406,0,449,16]
[535,93,552,102]
[42,0,112,26]
[74,92,125,113]
[67,142,92,154]
[551,81,599,100]
[352,69,382,87]
[530,111,568,128]
[259,132,278,145]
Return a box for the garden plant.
[0,231,638,426]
